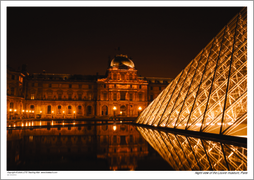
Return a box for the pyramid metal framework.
[136,8,247,137]
[137,127,247,171]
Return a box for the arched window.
[68,105,72,114]
[57,105,61,114]
[30,105,35,110]
[102,105,108,116]
[47,105,51,114]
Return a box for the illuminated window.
[57,105,61,114]
[19,76,23,83]
[31,94,34,100]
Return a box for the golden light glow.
[74,111,76,114]
[32,122,34,126]
[120,111,122,115]
[137,126,247,171]
[9,109,12,112]
[29,110,31,113]
[22,110,24,112]
[25,123,27,126]
[29,122,31,126]
[138,106,142,111]
[32,111,34,113]
[63,111,65,113]
[13,124,16,127]
[22,123,24,127]
[113,106,117,111]
[113,125,117,131]
[40,111,42,113]
[52,111,54,113]
[136,9,247,137]
[40,121,41,126]
[14,109,17,112]
[26,110,28,112]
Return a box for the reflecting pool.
[7,120,247,171]
[7,120,172,171]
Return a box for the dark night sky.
[7,6,243,78]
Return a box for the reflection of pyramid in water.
[137,8,247,137]
[137,127,247,171]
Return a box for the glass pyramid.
[136,8,247,137]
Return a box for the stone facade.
[7,54,172,120]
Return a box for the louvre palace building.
[7,54,172,120]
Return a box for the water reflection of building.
[97,124,148,170]
[137,127,247,171]
[7,54,172,120]
[7,123,148,170]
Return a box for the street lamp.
[138,106,142,116]
[113,106,117,118]
[120,111,122,116]
[9,109,13,120]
